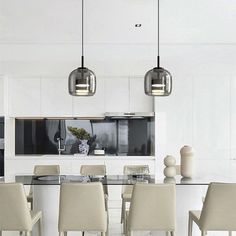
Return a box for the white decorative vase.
[180,145,194,178]
[163,155,176,178]
[79,139,89,155]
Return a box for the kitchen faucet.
[57,137,66,155]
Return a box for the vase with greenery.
[68,127,91,155]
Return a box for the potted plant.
[68,127,91,155]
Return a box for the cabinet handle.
[124,112,135,116]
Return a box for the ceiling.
[0,0,236,45]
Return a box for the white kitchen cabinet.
[105,78,129,112]
[73,78,105,117]
[41,78,73,117]
[105,77,153,113]
[8,77,41,117]
[0,78,4,116]
[129,77,153,112]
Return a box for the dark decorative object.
[68,127,91,155]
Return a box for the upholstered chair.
[125,183,176,236]
[0,183,42,236]
[121,165,150,231]
[27,165,60,209]
[58,182,108,236]
[188,182,236,236]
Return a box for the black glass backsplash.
[0,117,4,138]
[15,118,155,156]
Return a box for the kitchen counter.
[10,154,156,160]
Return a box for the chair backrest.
[123,165,150,175]
[128,183,176,232]
[34,165,60,176]
[122,165,150,195]
[80,165,106,176]
[0,183,32,231]
[58,182,107,232]
[199,182,236,231]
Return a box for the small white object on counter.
[94,149,105,155]
[163,155,176,178]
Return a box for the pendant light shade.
[144,0,172,96]
[144,66,172,96]
[68,67,96,96]
[68,0,96,96]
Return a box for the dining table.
[15,174,234,236]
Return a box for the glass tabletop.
[14,174,236,186]
[15,175,155,185]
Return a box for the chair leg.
[229,232,232,236]
[25,231,31,236]
[121,199,125,223]
[0,231,2,236]
[166,232,170,236]
[82,231,85,236]
[170,231,175,236]
[188,214,193,236]
[38,217,42,236]
[31,200,33,210]
[64,232,67,236]
[201,231,206,236]
[101,232,105,236]
[123,211,126,233]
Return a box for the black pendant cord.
[81,0,84,68]
[157,0,160,68]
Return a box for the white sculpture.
[163,155,176,178]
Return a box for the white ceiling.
[1,0,236,44]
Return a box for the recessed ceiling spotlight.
[135,24,142,27]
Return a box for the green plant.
[68,126,91,140]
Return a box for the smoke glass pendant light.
[144,0,172,96]
[68,0,96,96]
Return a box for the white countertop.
[8,155,156,160]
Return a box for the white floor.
[84,207,166,236]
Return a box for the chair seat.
[31,211,42,225]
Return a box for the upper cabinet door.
[41,78,73,117]
[73,79,105,117]
[129,77,154,112]
[0,78,4,116]
[105,78,129,112]
[8,77,41,117]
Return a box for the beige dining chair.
[125,183,176,236]
[80,165,106,176]
[58,182,108,236]
[27,165,60,209]
[0,183,42,236]
[33,165,60,176]
[121,165,150,231]
[188,182,236,236]
[80,165,109,211]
